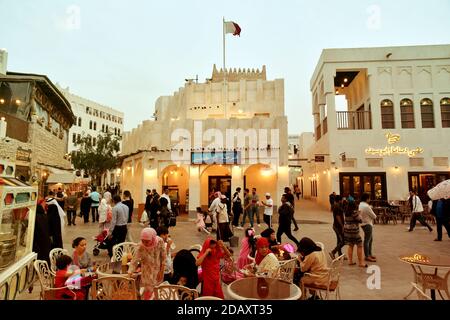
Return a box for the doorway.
[208,176,231,207]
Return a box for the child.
[54,254,91,300]
[195,207,210,234]
[203,210,213,233]
[156,226,175,282]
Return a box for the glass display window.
[15,193,30,204]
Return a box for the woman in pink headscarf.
[128,228,166,299]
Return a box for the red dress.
[54,270,85,300]
[199,239,225,299]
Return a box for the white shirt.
[410,195,424,213]
[256,253,279,277]
[161,193,171,211]
[263,198,273,216]
[358,201,377,226]
[209,197,221,213]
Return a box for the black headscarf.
[298,237,321,257]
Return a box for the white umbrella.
[427,179,450,200]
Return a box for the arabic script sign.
[365,132,424,158]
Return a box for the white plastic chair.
[49,248,69,273]
[276,259,297,284]
[111,242,138,262]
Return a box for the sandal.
[349,262,356,266]
[359,264,368,268]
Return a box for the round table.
[399,253,450,300]
[227,277,301,300]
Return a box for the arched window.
[114,128,117,135]
[380,99,394,129]
[441,97,450,128]
[420,98,434,128]
[89,120,92,130]
[78,117,82,127]
[93,137,96,146]
[400,98,414,129]
[72,133,76,143]
[93,122,97,131]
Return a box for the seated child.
[54,254,92,300]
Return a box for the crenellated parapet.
[211,64,266,82]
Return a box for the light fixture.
[344,78,348,83]
[335,90,339,94]
[15,99,21,105]
[0,98,4,104]
[323,170,326,174]
[238,109,243,114]
[341,84,344,88]
[394,166,399,171]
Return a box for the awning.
[46,173,76,184]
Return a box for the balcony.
[336,111,372,130]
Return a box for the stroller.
[92,228,109,256]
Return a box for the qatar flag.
[224,21,241,36]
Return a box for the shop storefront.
[339,172,387,200]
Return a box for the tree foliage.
[71,132,120,185]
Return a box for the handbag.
[140,210,149,223]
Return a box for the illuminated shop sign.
[191,151,241,165]
[365,132,424,158]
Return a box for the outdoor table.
[399,253,450,300]
[227,276,301,300]
[372,207,388,224]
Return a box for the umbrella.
[427,179,450,200]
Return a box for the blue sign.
[191,151,241,165]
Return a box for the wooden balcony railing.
[336,111,372,130]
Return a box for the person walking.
[240,188,252,228]
[161,187,172,211]
[329,195,345,260]
[122,190,134,223]
[276,195,300,247]
[343,200,367,268]
[284,187,299,231]
[65,190,78,226]
[149,189,161,229]
[294,185,301,200]
[232,187,243,229]
[208,191,221,231]
[250,188,261,227]
[359,193,377,262]
[98,198,112,232]
[56,188,66,212]
[103,189,112,205]
[261,193,274,228]
[80,192,92,223]
[430,198,450,241]
[408,191,433,232]
[107,195,129,257]
[158,197,171,229]
[90,186,101,223]
[329,192,336,211]
[144,189,152,226]
[216,195,233,242]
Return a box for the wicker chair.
[49,248,69,274]
[33,260,75,300]
[91,276,137,300]
[276,258,297,284]
[301,254,345,300]
[153,283,199,300]
[111,242,138,263]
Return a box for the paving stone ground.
[18,199,450,300]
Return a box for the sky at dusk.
[1,0,450,134]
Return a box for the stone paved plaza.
[19,199,450,300]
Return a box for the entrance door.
[339,172,387,201]
[208,176,232,206]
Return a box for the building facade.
[121,65,289,216]
[57,85,124,187]
[0,69,75,196]
[302,44,450,207]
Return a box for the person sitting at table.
[260,227,280,254]
[196,238,231,299]
[72,237,96,271]
[237,228,257,269]
[296,237,329,299]
[128,228,166,300]
[171,249,199,289]
[54,254,91,300]
[245,237,279,278]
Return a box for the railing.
[322,117,328,135]
[315,123,321,141]
[336,111,372,130]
